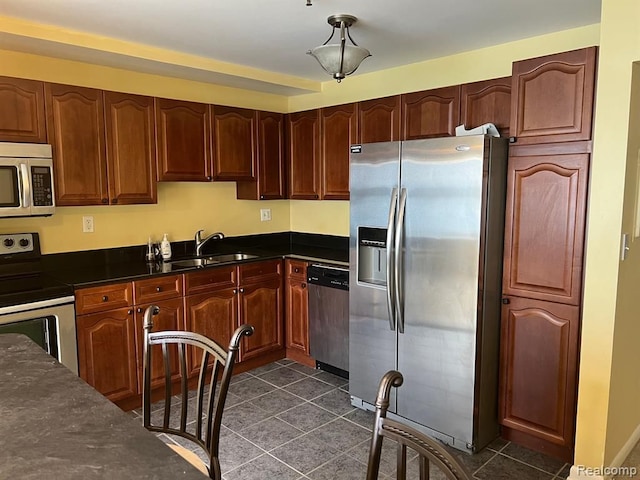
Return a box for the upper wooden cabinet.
[0,76,47,143]
[402,85,460,140]
[45,83,108,206]
[104,91,157,204]
[460,77,512,137]
[510,47,597,145]
[502,149,589,305]
[155,98,211,181]
[211,105,256,181]
[287,109,321,199]
[237,111,285,200]
[320,103,358,200]
[358,96,401,143]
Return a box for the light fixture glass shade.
[308,45,371,80]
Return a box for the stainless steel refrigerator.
[349,135,508,453]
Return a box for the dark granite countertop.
[42,232,349,288]
[0,334,205,479]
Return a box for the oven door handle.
[19,163,31,208]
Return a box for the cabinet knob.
[302,283,306,289]
[207,176,212,181]
[314,194,319,199]
[127,309,133,315]
[137,307,143,313]
[294,267,300,273]
[260,195,265,200]
[502,298,510,304]
[112,198,118,204]
[156,286,162,292]
[102,295,109,302]
[233,289,238,294]
[508,137,517,143]
[101,198,109,204]
[239,288,245,293]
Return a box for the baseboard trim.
[566,423,640,480]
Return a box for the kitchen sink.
[168,253,258,269]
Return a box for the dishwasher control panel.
[307,265,349,290]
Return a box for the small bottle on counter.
[160,233,172,261]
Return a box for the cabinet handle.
[233,289,238,294]
[239,288,244,293]
[137,307,143,313]
[127,309,133,315]
[156,286,162,292]
[102,295,109,302]
[502,298,510,304]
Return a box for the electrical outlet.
[82,216,94,233]
[260,208,272,222]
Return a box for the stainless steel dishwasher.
[307,264,349,377]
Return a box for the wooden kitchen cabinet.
[286,109,321,199]
[211,105,256,181]
[460,77,512,137]
[0,76,47,143]
[510,47,597,145]
[502,149,589,305]
[155,97,211,181]
[320,103,358,200]
[237,111,285,200]
[358,95,401,143]
[103,91,157,204]
[284,260,311,365]
[77,306,138,403]
[402,85,460,139]
[499,296,579,461]
[45,83,108,206]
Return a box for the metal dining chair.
[141,305,254,480]
[366,370,473,480]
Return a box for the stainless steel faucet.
[195,230,225,256]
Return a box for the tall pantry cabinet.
[498,46,597,462]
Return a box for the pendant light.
[307,14,371,83]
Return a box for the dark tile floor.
[132,359,573,479]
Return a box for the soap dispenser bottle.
[160,233,172,261]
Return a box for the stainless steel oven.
[0,233,77,374]
[0,297,77,374]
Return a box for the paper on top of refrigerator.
[455,123,500,137]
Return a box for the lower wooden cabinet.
[239,276,283,361]
[499,296,579,461]
[77,307,138,403]
[285,260,309,356]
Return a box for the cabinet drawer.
[134,275,183,304]
[286,259,308,279]
[240,259,282,284]
[76,282,133,315]
[185,266,236,295]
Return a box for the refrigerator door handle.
[394,188,407,333]
[385,187,398,331]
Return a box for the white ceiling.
[0,0,602,95]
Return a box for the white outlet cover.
[82,216,94,233]
[260,208,272,221]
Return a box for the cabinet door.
[460,77,511,137]
[77,307,138,402]
[499,296,579,452]
[184,289,237,377]
[211,105,256,181]
[285,273,309,354]
[238,276,283,361]
[237,111,285,200]
[402,85,460,139]
[320,103,358,200]
[358,95,401,143]
[134,298,184,392]
[0,76,46,143]
[104,91,157,204]
[287,110,321,199]
[155,98,211,181]
[502,151,588,305]
[45,83,108,205]
[510,47,597,144]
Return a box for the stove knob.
[19,238,30,248]
[3,238,14,248]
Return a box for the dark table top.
[0,334,205,479]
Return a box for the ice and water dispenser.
[357,227,387,286]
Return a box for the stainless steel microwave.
[0,142,55,217]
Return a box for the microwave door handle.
[385,187,398,331]
[394,188,407,333]
[19,163,31,208]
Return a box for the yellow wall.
[574,0,640,468]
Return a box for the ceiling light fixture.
[307,14,371,83]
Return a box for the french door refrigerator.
[349,135,508,453]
